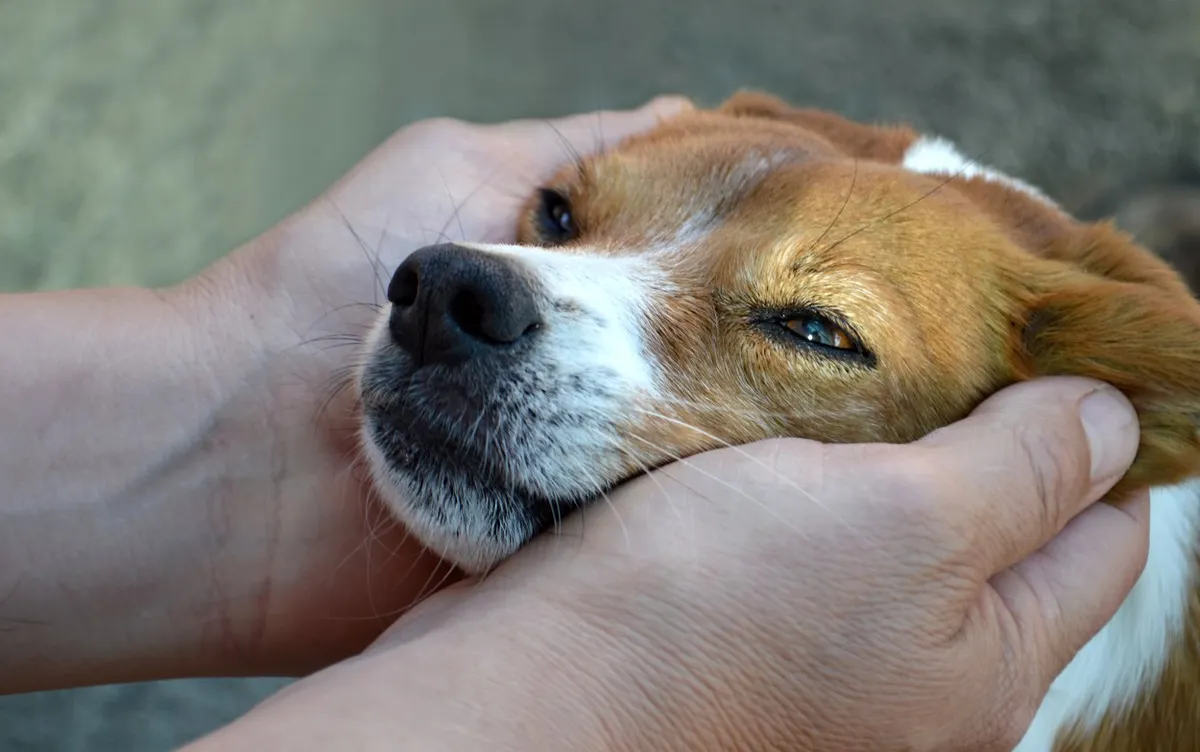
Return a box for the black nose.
[386,243,542,368]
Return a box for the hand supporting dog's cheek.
[349,376,1143,752]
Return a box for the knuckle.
[863,446,1011,566]
[402,116,472,144]
[1010,420,1088,528]
[858,446,963,530]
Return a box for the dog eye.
[534,189,577,245]
[784,315,857,351]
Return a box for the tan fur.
[517,92,1200,749]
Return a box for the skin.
[189,378,1148,751]
[0,98,1149,749]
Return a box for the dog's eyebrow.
[782,256,918,331]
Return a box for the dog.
[354,91,1200,751]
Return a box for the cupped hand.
[345,377,1146,751]
[186,95,694,674]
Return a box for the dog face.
[357,92,1200,573]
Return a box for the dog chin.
[383,488,525,576]
[359,417,565,574]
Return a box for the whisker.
[548,494,564,539]
[628,407,853,532]
[411,559,461,612]
[313,366,363,426]
[818,161,976,256]
[806,157,859,252]
[424,157,517,246]
[435,168,469,244]
[588,487,628,555]
[322,197,390,307]
[609,450,670,551]
[540,119,590,186]
[624,432,812,541]
[635,394,814,420]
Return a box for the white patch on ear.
[1014,478,1200,751]
[903,135,1055,205]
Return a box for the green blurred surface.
[0,0,389,293]
[2,0,1198,748]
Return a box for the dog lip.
[367,402,580,535]
[370,401,457,450]
[364,394,597,515]
[360,353,489,421]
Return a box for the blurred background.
[1,0,1198,748]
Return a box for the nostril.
[389,244,542,364]
[388,264,419,307]
[448,288,489,341]
[448,286,541,345]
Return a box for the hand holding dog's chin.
[526,377,1145,751]
[198,377,1148,751]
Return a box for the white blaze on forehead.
[457,242,672,396]
[643,148,790,251]
[733,148,796,180]
[902,134,1055,205]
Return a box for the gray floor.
[2,0,1199,749]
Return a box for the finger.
[989,488,1150,686]
[502,95,695,165]
[914,377,1140,577]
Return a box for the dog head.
[356,91,1200,573]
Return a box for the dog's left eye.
[784,315,857,351]
[534,188,577,245]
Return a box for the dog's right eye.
[533,189,578,245]
[784,315,856,351]
[750,306,875,367]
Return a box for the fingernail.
[1079,387,1139,482]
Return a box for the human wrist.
[158,226,451,679]
[155,233,359,672]
[219,559,815,752]
[0,279,269,690]
[394,551,808,752]
[188,587,645,751]
[531,573,810,750]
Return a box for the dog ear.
[717,90,918,163]
[1017,245,1200,494]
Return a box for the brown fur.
[517,92,1200,749]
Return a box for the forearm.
[0,261,268,691]
[183,596,629,752]
[184,564,773,752]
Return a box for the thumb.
[912,377,1149,706]
[915,377,1141,577]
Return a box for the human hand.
[172,95,694,674]
[193,377,1148,751]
